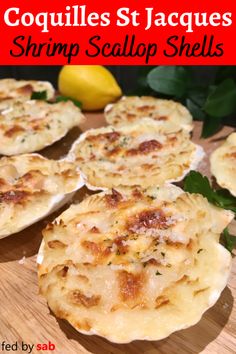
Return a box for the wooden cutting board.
[0,114,235,354]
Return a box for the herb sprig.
[30,91,81,108]
[222,228,236,253]
[183,171,236,253]
[31,90,48,100]
[183,171,236,213]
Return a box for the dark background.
[0,66,218,93]
[0,66,235,126]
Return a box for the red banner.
[0,0,235,64]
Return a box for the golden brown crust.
[68,119,204,189]
[0,98,85,155]
[0,153,84,238]
[126,140,162,156]
[0,78,55,100]
[105,96,193,131]
[68,290,101,308]
[118,270,145,303]
[38,185,233,343]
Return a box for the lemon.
[58,65,122,111]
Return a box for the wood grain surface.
[0,114,235,354]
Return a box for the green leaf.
[214,190,236,213]
[31,91,82,109]
[204,79,236,117]
[186,87,208,120]
[222,228,236,253]
[188,86,208,105]
[186,98,206,120]
[183,171,215,203]
[183,171,236,214]
[207,85,217,96]
[31,90,47,100]
[201,116,222,138]
[147,66,188,98]
[55,95,82,108]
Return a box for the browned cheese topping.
[126,140,162,156]
[118,270,145,302]
[87,131,120,143]
[4,125,26,137]
[127,209,171,233]
[0,190,29,204]
[105,189,123,208]
[68,290,101,308]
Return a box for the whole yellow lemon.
[58,65,122,111]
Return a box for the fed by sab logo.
[1,341,56,353]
